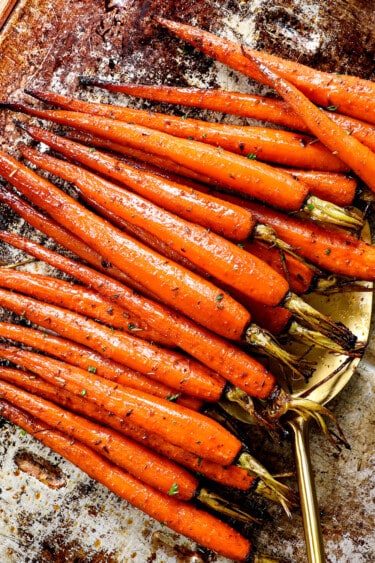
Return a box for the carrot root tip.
[288,321,365,358]
[302,195,364,230]
[197,487,263,524]
[237,452,298,518]
[245,324,315,382]
[265,389,350,450]
[283,293,358,351]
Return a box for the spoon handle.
[289,415,326,563]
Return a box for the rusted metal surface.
[0,1,374,561]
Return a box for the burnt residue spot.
[253,0,375,78]
[34,534,117,563]
[149,530,215,562]
[14,450,67,490]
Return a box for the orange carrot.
[5,103,361,229]
[19,141,290,308]
[0,400,253,561]
[84,201,303,339]
[247,53,375,194]
[242,240,316,296]
[218,193,375,281]
[2,103,311,211]
[26,89,349,172]
[0,184,154,296]
[63,127,357,207]
[22,122,254,241]
[0,186,170,308]
[0,145,252,340]
[0,366,256,492]
[0,288,224,401]
[0,230,278,400]
[157,17,375,124]
[0,268,165,343]
[0,378,200,500]
[83,194,307,338]
[0,321,201,409]
[80,81,375,152]
[0,343,241,464]
[280,168,357,207]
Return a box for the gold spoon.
[285,221,373,562]
[219,222,373,561]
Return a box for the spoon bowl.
[286,221,373,563]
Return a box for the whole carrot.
[3,103,361,228]
[0,378,199,500]
[0,321,201,409]
[0,366,296,511]
[0,367,267,495]
[0,184,168,307]
[215,193,375,281]
[156,17,375,124]
[21,121,254,241]
[0,400,254,561]
[0,268,164,343]
[80,80,375,153]
[0,184,151,294]
[26,89,350,172]
[63,127,357,208]
[246,53,375,194]
[19,141,290,308]
[0,289,224,401]
[0,343,240,464]
[0,145,252,340]
[0,230,279,400]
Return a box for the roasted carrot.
[0,146,252,340]
[217,193,375,281]
[156,17,375,124]
[63,127,357,207]
[0,185,156,300]
[85,199,316,346]
[0,230,279,400]
[0,288,225,401]
[80,81,375,153]
[4,104,362,228]
[0,268,166,343]
[0,342,241,464]
[0,401,253,561]
[65,128,221,186]
[242,240,316,296]
[0,378,201,500]
[19,142,290,308]
[21,122,254,241]
[0,321,201,409]
[0,365,296,511]
[26,89,350,172]
[0,185,169,307]
[246,53,375,194]
[0,366,254,491]
[81,194,306,339]
[0,378,257,521]
[280,168,357,208]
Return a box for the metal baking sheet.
[0,1,374,562]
